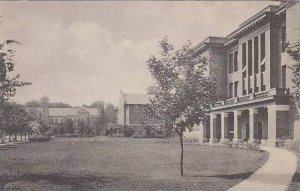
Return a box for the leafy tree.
[35,119,50,136]
[24,100,41,108]
[287,40,300,106]
[49,102,72,108]
[76,119,89,137]
[147,37,218,177]
[0,40,31,102]
[105,103,117,123]
[89,101,105,108]
[65,119,75,134]
[24,100,72,108]
[0,39,30,142]
[0,102,32,142]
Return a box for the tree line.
[0,40,31,142]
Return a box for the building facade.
[27,97,102,125]
[118,90,161,131]
[196,0,300,146]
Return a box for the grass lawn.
[0,137,268,191]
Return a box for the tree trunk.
[21,133,23,140]
[179,132,184,177]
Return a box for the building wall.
[125,104,161,126]
[286,0,300,140]
[209,47,227,97]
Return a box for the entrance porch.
[201,105,291,146]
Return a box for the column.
[220,112,229,143]
[267,105,277,146]
[233,110,242,143]
[249,108,259,143]
[202,116,210,143]
[209,114,217,144]
[267,105,290,146]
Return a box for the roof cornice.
[227,5,279,39]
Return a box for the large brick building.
[196,0,300,146]
[118,88,161,131]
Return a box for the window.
[261,63,265,72]
[248,39,253,76]
[234,81,238,97]
[228,83,233,98]
[234,51,238,72]
[260,33,265,61]
[243,71,247,95]
[282,65,286,88]
[254,36,259,74]
[228,54,233,73]
[281,25,286,53]
[242,43,246,68]
[261,73,266,91]
[133,105,139,112]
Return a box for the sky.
[0,1,280,106]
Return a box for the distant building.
[27,97,102,125]
[118,89,161,131]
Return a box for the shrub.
[123,126,134,137]
[28,135,51,142]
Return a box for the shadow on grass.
[188,172,253,180]
[0,173,126,190]
[291,172,300,183]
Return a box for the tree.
[64,119,75,134]
[0,40,31,102]
[36,119,50,136]
[24,100,72,108]
[105,103,117,123]
[0,102,32,142]
[24,100,41,108]
[89,101,105,108]
[287,40,300,106]
[76,119,89,137]
[0,39,31,142]
[147,37,218,177]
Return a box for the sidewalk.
[228,146,297,191]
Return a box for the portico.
[204,102,290,146]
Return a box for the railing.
[225,98,237,105]
[238,95,250,102]
[254,90,270,99]
[213,88,290,108]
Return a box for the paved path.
[228,146,297,191]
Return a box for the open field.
[0,137,268,191]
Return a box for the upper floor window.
[248,39,253,76]
[254,36,259,74]
[228,51,238,74]
[228,83,233,98]
[234,81,238,97]
[242,43,246,68]
[133,105,139,112]
[233,51,238,72]
[281,25,286,53]
[260,33,265,61]
[228,54,233,74]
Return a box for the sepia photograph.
[0,0,300,191]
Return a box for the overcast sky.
[0,1,280,106]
